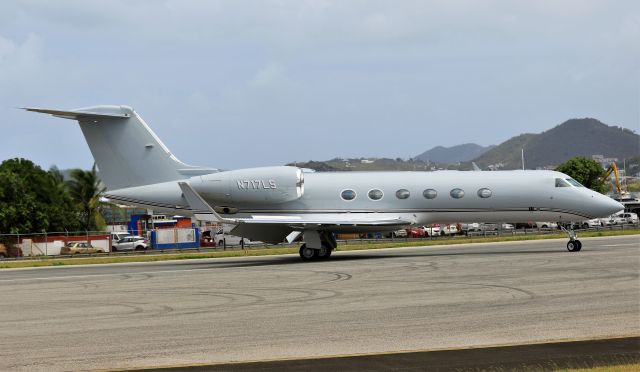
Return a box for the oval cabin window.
[341,189,357,201]
[477,188,492,198]
[368,189,384,200]
[450,188,465,199]
[423,189,437,199]
[396,189,410,199]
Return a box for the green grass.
[556,362,640,371]
[1,229,638,269]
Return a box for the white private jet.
[24,105,623,260]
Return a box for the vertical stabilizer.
[23,105,216,190]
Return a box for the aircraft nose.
[595,193,624,217]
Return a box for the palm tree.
[67,164,106,231]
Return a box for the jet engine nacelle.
[193,166,304,205]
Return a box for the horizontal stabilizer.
[21,107,130,120]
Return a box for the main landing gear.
[298,231,337,261]
[560,224,582,252]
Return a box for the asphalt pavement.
[0,235,638,371]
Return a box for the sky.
[1,0,638,171]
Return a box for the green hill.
[289,118,639,172]
[472,118,639,169]
[415,143,495,163]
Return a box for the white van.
[110,232,130,242]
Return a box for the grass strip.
[556,362,640,371]
[1,229,638,269]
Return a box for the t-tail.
[23,105,217,190]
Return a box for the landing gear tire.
[317,244,332,260]
[299,244,317,261]
[561,224,582,252]
[567,240,582,252]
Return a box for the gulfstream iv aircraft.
[25,105,623,260]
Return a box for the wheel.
[317,244,332,260]
[567,241,578,252]
[135,245,144,251]
[582,223,589,229]
[97,250,103,253]
[218,240,224,246]
[575,240,582,251]
[299,244,316,261]
[112,246,117,252]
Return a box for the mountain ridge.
[415,143,495,163]
[289,118,639,171]
[472,118,639,169]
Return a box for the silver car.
[112,236,149,252]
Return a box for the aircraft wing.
[178,182,412,243]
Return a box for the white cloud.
[0,1,637,170]
[0,33,44,88]
[250,61,288,87]
[0,36,16,61]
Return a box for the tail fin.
[23,105,216,190]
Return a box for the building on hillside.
[592,155,619,168]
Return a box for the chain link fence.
[1,221,638,260]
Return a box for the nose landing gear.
[561,225,582,252]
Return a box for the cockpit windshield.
[565,178,584,187]
[555,178,584,188]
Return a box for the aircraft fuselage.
[107,167,621,232]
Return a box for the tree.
[0,159,81,233]
[46,166,84,231]
[555,156,606,193]
[66,164,106,231]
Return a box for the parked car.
[460,223,481,232]
[60,242,104,255]
[110,232,130,242]
[615,212,638,224]
[0,243,23,258]
[600,214,626,226]
[200,230,217,247]
[112,236,149,252]
[385,229,408,238]
[534,222,558,229]
[440,224,459,235]
[580,219,603,229]
[405,227,425,238]
[514,222,535,229]
[214,233,253,246]
[423,224,441,236]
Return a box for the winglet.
[178,182,235,224]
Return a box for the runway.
[0,235,638,371]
